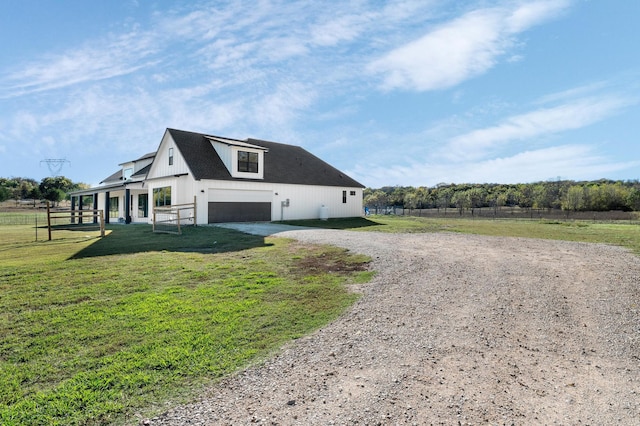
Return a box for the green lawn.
[284,215,640,253]
[0,224,370,425]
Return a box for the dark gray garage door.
[208,202,271,223]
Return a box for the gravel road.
[142,230,640,425]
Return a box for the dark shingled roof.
[168,128,364,188]
[132,163,151,178]
[101,162,152,184]
[101,169,123,184]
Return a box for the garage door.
[208,201,271,223]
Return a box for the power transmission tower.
[40,159,70,176]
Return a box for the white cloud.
[367,0,572,91]
[505,0,570,32]
[353,144,639,188]
[465,145,637,183]
[310,13,371,46]
[442,95,632,161]
[0,31,159,98]
[249,82,317,129]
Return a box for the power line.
[40,159,70,176]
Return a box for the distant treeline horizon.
[0,176,88,205]
[364,179,640,213]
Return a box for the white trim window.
[153,186,171,207]
[238,150,258,173]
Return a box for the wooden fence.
[152,198,197,235]
[46,202,105,240]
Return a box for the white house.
[70,128,365,224]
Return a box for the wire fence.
[0,212,48,226]
[367,206,640,224]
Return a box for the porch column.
[93,193,98,224]
[70,196,76,224]
[105,192,110,224]
[125,188,131,224]
[78,195,83,224]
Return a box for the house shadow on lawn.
[69,224,270,259]
[281,217,383,230]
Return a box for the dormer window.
[168,148,174,166]
[238,151,258,173]
[206,136,266,179]
[123,168,133,180]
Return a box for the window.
[238,151,258,173]
[168,148,174,166]
[138,194,148,218]
[153,186,171,207]
[123,168,133,180]
[109,197,119,218]
[342,190,347,203]
[350,190,356,196]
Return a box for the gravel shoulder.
[143,230,640,425]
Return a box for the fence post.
[46,201,52,241]
[99,210,105,237]
[193,195,197,226]
[177,209,181,235]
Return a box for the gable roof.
[102,156,154,184]
[119,152,155,166]
[167,128,364,188]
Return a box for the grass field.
[284,215,640,253]
[0,224,371,425]
[3,214,640,425]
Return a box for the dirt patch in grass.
[287,242,371,275]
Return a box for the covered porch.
[69,182,149,224]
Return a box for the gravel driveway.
[143,230,640,425]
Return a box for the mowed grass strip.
[284,215,640,253]
[0,224,370,425]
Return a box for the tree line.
[364,179,640,214]
[0,176,88,206]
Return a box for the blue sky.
[1,0,639,188]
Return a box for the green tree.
[40,176,73,206]
[436,186,453,214]
[0,186,10,202]
[626,188,640,211]
[562,185,585,213]
[452,191,470,215]
[364,190,389,213]
[404,191,418,214]
[467,187,486,216]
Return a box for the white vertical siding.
[271,184,363,221]
[210,141,232,173]
[147,132,190,179]
[193,179,363,224]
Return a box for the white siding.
[147,132,190,180]
[192,179,363,224]
[270,184,362,221]
[209,189,272,202]
[210,140,232,173]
